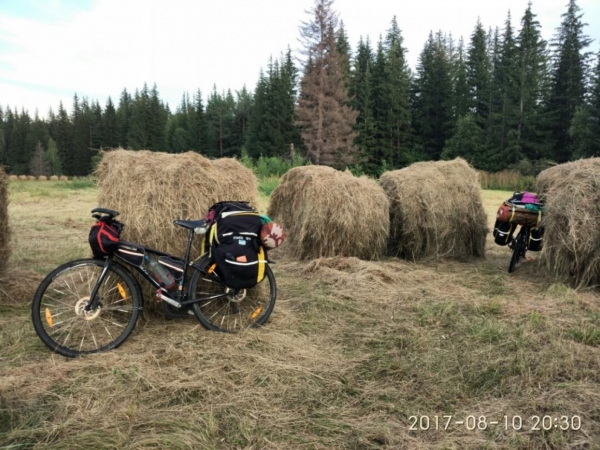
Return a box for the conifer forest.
[1,0,599,178]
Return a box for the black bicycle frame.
[85,227,232,311]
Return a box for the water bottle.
[144,255,176,289]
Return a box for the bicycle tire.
[508,228,524,273]
[188,261,277,332]
[32,258,141,357]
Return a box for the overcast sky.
[1,0,598,118]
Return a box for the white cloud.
[0,0,598,117]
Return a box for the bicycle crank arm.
[157,292,183,309]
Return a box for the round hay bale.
[38,175,48,181]
[18,175,27,181]
[26,175,35,181]
[59,175,68,181]
[537,158,600,287]
[96,149,259,257]
[8,175,18,181]
[0,168,10,274]
[380,158,488,261]
[49,175,59,181]
[267,165,389,260]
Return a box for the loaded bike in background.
[31,201,286,357]
[493,192,544,273]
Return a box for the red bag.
[88,221,121,258]
[496,202,541,227]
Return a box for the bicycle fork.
[85,255,113,311]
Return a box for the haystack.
[536,158,600,288]
[380,158,487,261]
[267,166,389,260]
[38,175,47,181]
[95,149,259,256]
[0,168,10,273]
[8,175,18,181]
[49,175,58,181]
[59,175,68,181]
[18,175,27,181]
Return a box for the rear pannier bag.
[88,221,121,258]
[207,202,266,290]
[493,220,516,246]
[527,227,544,252]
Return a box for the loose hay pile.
[380,158,488,261]
[0,168,9,273]
[267,166,389,260]
[96,149,259,256]
[536,157,600,288]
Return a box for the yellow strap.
[210,223,218,245]
[257,246,265,283]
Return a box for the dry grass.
[537,158,600,288]
[96,150,259,257]
[1,181,599,449]
[381,158,488,261]
[268,166,389,260]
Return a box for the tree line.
[0,0,598,177]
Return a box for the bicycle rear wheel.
[188,263,277,332]
[32,259,141,357]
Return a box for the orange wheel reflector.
[250,307,262,320]
[117,282,127,299]
[208,264,217,274]
[45,308,53,327]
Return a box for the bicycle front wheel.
[32,259,141,357]
[508,229,524,273]
[189,263,277,332]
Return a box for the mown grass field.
[1,180,599,449]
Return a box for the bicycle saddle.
[174,219,208,231]
[91,207,120,219]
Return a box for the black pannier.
[527,227,544,252]
[493,220,516,246]
[206,201,266,290]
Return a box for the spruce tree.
[371,38,391,167]
[148,84,167,151]
[46,138,63,176]
[350,37,377,170]
[189,89,210,153]
[570,51,600,157]
[103,97,118,148]
[54,102,74,175]
[467,20,492,130]
[412,32,454,161]
[26,111,50,175]
[127,85,151,149]
[384,16,413,167]
[546,0,591,162]
[488,13,521,169]
[451,37,471,122]
[116,89,132,147]
[296,0,358,168]
[515,2,549,162]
